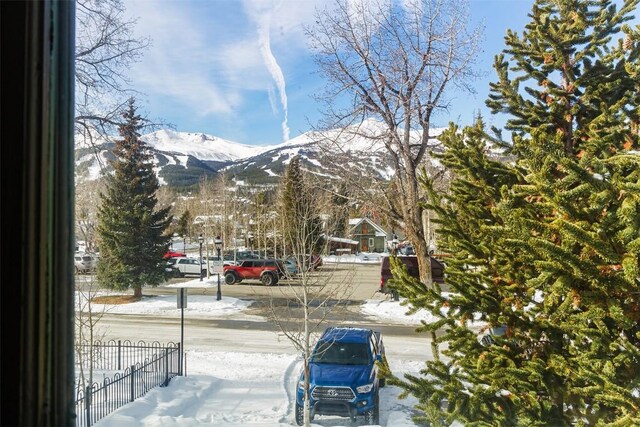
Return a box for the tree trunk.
[134,286,142,298]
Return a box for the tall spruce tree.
[392,1,640,425]
[175,209,192,241]
[96,99,172,298]
[280,156,323,256]
[327,182,350,238]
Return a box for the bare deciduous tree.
[75,274,109,390]
[75,0,151,151]
[266,162,355,426]
[75,179,106,253]
[307,0,481,286]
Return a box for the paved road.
[77,262,383,298]
[149,262,384,300]
[96,312,435,362]
[79,261,440,361]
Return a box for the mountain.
[74,122,449,189]
[74,129,275,188]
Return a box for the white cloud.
[243,0,291,141]
[124,1,242,115]
[120,0,327,140]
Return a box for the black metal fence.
[75,340,181,427]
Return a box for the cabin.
[348,218,388,253]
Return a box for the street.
[85,262,438,364]
[79,261,441,426]
[95,312,435,363]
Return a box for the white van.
[74,252,98,274]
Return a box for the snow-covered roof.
[348,217,387,237]
[324,236,358,245]
[193,215,223,224]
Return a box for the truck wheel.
[294,401,304,426]
[261,272,275,286]
[224,272,237,285]
[364,392,379,425]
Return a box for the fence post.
[163,349,169,387]
[178,342,182,376]
[130,365,136,402]
[118,340,122,370]
[85,385,92,427]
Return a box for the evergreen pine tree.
[96,99,172,298]
[176,209,192,240]
[392,1,640,425]
[327,182,350,238]
[280,156,323,256]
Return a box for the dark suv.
[223,259,285,286]
[295,327,388,425]
[380,255,445,298]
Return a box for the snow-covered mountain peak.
[141,130,270,162]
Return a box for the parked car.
[74,252,99,274]
[222,250,265,266]
[398,244,415,255]
[480,325,508,346]
[164,263,180,278]
[167,257,210,277]
[309,253,323,270]
[223,259,285,286]
[282,256,300,276]
[163,250,186,259]
[295,327,388,426]
[289,253,323,271]
[379,255,445,298]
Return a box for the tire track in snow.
[280,353,303,424]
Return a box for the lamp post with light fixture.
[390,233,400,301]
[247,231,254,253]
[214,236,223,300]
[391,233,399,255]
[198,234,204,281]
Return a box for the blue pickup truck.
[295,327,388,425]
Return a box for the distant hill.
[74,122,450,189]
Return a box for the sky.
[122,0,536,146]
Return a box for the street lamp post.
[391,233,399,255]
[214,236,223,301]
[247,232,254,253]
[391,233,400,301]
[198,234,204,281]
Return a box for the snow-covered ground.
[86,276,437,426]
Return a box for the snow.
[141,129,274,162]
[96,350,421,426]
[361,299,441,325]
[306,157,322,167]
[323,253,385,264]
[85,275,438,426]
[176,154,190,167]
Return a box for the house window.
[368,237,375,249]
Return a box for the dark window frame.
[1,1,76,425]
